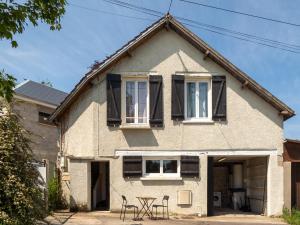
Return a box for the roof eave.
[50,14,295,122]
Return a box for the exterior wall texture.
[13,100,59,177]
[60,30,285,216]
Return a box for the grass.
[282,208,300,225]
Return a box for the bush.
[0,103,46,225]
[283,208,300,225]
[48,175,67,212]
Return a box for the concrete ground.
[43,211,287,225]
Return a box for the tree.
[0,71,16,103]
[0,102,46,224]
[0,0,66,102]
[0,0,66,48]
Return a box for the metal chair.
[120,195,138,221]
[152,195,169,220]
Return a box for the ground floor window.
[143,157,180,177]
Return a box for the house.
[50,15,295,216]
[14,80,68,181]
[283,139,300,210]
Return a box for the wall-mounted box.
[177,190,192,205]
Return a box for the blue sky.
[0,0,299,139]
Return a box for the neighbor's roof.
[284,139,300,162]
[50,14,295,121]
[14,80,68,106]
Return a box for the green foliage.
[283,208,300,225]
[0,0,66,48]
[0,103,46,225]
[0,71,16,103]
[48,176,66,211]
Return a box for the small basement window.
[38,112,53,125]
[143,157,180,178]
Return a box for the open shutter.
[149,75,163,127]
[171,75,185,120]
[181,156,199,178]
[212,76,226,121]
[123,156,142,178]
[107,74,121,126]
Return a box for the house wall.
[13,100,59,177]
[61,29,285,215]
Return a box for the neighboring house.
[14,80,68,180]
[283,139,300,210]
[50,15,295,216]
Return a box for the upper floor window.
[125,79,148,124]
[185,79,212,121]
[38,112,53,125]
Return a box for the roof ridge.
[14,79,31,90]
[50,15,295,121]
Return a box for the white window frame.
[142,157,180,178]
[184,78,212,122]
[122,77,149,125]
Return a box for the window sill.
[183,120,214,124]
[120,124,151,130]
[140,177,182,181]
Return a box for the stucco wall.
[62,29,283,157]
[13,100,59,166]
[61,29,285,215]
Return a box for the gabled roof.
[14,80,68,106]
[50,14,295,121]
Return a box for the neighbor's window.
[125,80,148,124]
[38,112,53,125]
[185,79,211,120]
[143,157,180,177]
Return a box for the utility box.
[177,190,192,205]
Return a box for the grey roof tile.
[14,80,68,106]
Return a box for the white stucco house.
[50,15,295,216]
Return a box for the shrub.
[48,175,67,212]
[0,103,46,225]
[283,208,300,225]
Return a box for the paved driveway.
[44,211,287,225]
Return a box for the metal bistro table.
[134,196,157,220]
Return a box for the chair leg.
[163,207,165,219]
[167,206,169,219]
[123,207,126,221]
[120,205,123,220]
[156,207,158,220]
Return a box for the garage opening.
[208,156,268,216]
[91,161,110,210]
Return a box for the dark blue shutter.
[107,74,121,126]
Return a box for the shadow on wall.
[122,130,159,147]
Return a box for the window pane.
[187,82,196,118]
[146,160,160,173]
[199,82,208,117]
[126,81,135,123]
[138,82,147,123]
[163,160,177,173]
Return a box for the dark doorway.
[207,156,214,216]
[91,161,110,210]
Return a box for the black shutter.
[180,156,199,178]
[149,75,163,127]
[171,75,185,120]
[123,156,142,178]
[107,74,121,126]
[212,76,226,121]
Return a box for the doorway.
[207,156,268,216]
[91,161,110,210]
